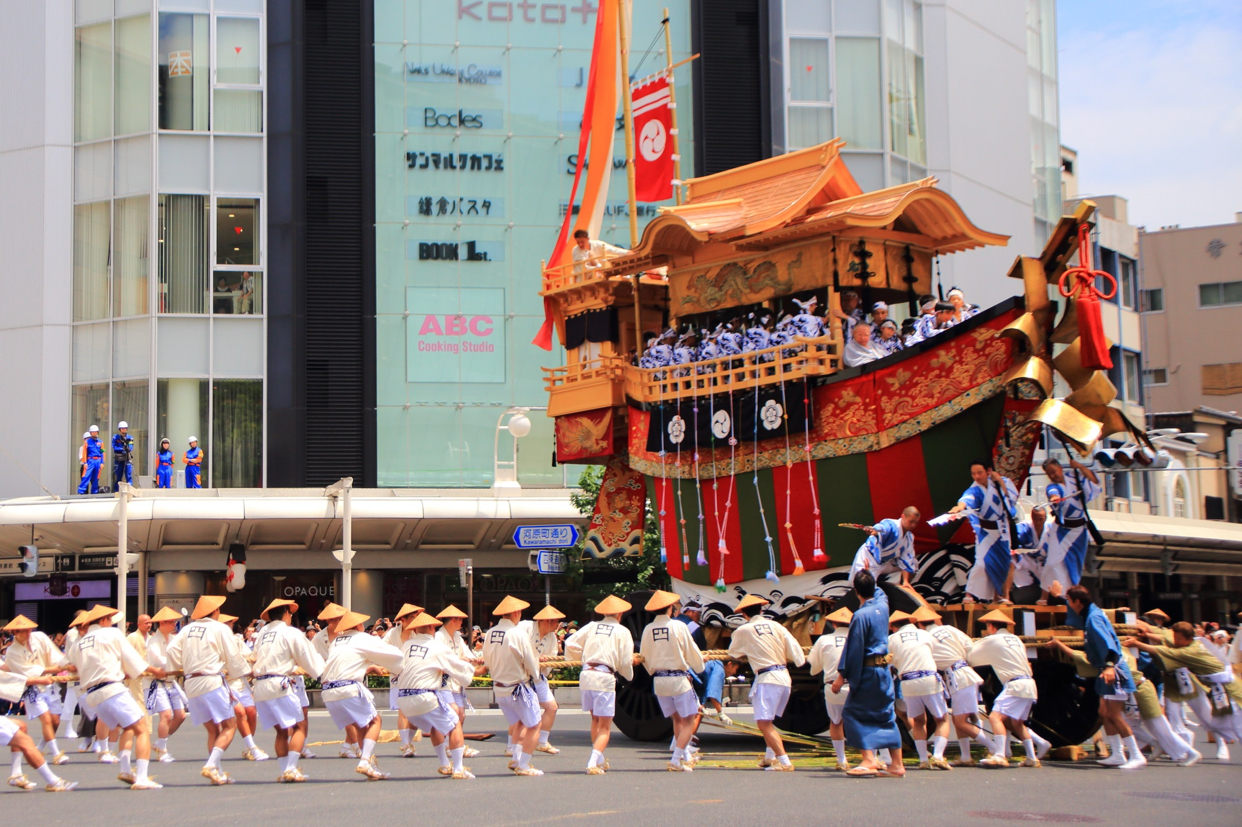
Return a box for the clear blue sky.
[1057,0,1242,229]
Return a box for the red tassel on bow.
[1059,224,1117,371]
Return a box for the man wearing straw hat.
[832,571,904,778]
[394,612,477,779]
[63,604,161,789]
[920,605,996,766]
[808,606,852,771]
[219,613,268,763]
[386,603,423,757]
[529,604,565,755]
[0,667,77,791]
[640,590,705,772]
[484,595,546,776]
[889,607,954,770]
[318,609,405,780]
[166,595,251,785]
[60,609,87,746]
[310,602,359,759]
[250,598,325,783]
[1,615,70,767]
[436,605,481,759]
[64,611,111,758]
[144,607,188,763]
[565,594,636,775]
[728,593,806,772]
[968,609,1041,768]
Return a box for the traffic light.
[1093,446,1171,470]
[17,545,38,577]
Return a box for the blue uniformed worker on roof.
[77,425,104,494]
[155,438,175,489]
[184,436,203,489]
[112,421,134,489]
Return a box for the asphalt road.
[16,709,1241,827]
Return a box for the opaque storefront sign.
[407,287,505,383]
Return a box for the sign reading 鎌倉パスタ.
[407,287,506,384]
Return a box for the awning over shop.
[1091,511,1242,576]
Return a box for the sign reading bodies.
[407,287,506,383]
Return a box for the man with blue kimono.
[949,459,1019,604]
[1042,456,1101,585]
[848,507,920,595]
[832,570,904,777]
[1065,584,1145,770]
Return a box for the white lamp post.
[492,408,532,495]
[326,477,354,609]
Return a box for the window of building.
[1172,477,1187,519]
[834,38,881,150]
[156,379,208,479]
[159,13,209,131]
[114,15,151,136]
[112,380,148,477]
[885,0,925,164]
[159,194,209,313]
[71,383,110,489]
[1140,288,1163,313]
[76,23,112,142]
[1123,350,1142,404]
[216,198,259,265]
[73,201,111,321]
[213,270,262,315]
[214,17,263,133]
[1198,280,1242,308]
[212,379,263,487]
[1202,362,1242,396]
[1118,256,1136,309]
[113,196,150,318]
[1143,367,1168,386]
[786,38,833,151]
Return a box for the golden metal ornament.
[1001,354,1053,397]
[1064,371,1118,412]
[1026,398,1103,453]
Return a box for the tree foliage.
[569,465,669,602]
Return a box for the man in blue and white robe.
[788,296,824,339]
[1042,456,1101,586]
[848,507,920,590]
[949,460,1019,603]
[1013,506,1062,604]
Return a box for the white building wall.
[0,0,75,499]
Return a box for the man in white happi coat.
[808,607,852,770]
[319,610,405,780]
[969,610,1042,768]
[639,591,705,772]
[219,613,268,762]
[528,604,564,755]
[166,595,252,786]
[385,603,423,757]
[921,606,999,766]
[64,612,111,758]
[1,616,70,765]
[60,609,86,745]
[394,612,476,779]
[0,669,76,792]
[565,595,636,775]
[435,605,482,761]
[482,595,546,776]
[250,598,325,782]
[143,607,188,763]
[728,594,806,771]
[63,604,161,789]
[888,609,953,770]
[310,602,359,759]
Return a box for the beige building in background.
[1141,221,1242,413]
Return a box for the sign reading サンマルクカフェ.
[406,287,505,384]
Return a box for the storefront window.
[158,194,208,313]
[115,15,151,136]
[114,196,150,317]
[216,198,259,265]
[159,13,209,131]
[213,270,262,315]
[212,379,263,487]
[74,201,111,321]
[76,23,112,141]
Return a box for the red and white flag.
[632,76,673,203]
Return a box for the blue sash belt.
[756,664,787,675]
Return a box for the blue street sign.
[513,524,580,549]
[536,550,569,575]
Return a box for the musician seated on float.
[831,290,865,339]
[844,322,888,367]
[946,287,979,323]
[875,320,904,356]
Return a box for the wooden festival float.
[535,5,1144,746]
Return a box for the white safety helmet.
[82,431,91,439]
[118,421,129,429]
[188,436,198,444]
[89,425,99,433]
[160,437,170,446]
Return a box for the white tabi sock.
[119,749,132,774]
[434,741,448,766]
[206,747,224,770]
[37,739,45,752]
[399,729,412,746]
[135,758,150,782]
[506,735,514,749]
[1032,733,1050,752]
[671,747,684,764]
[777,753,792,766]
[832,739,847,764]
[932,736,948,759]
[46,739,59,756]
[36,763,59,785]
[1108,733,1125,759]
[1022,739,1036,760]
[975,733,995,756]
[588,749,603,768]
[991,733,1007,756]
[914,740,929,763]
[361,738,377,761]
[539,730,550,746]
[669,736,677,752]
[1003,737,1013,758]
[286,752,300,772]
[91,739,103,753]
[109,738,119,753]
[155,738,167,751]
[764,747,775,761]
[1123,735,1143,760]
[959,738,973,759]
[243,734,257,750]
[451,746,464,772]
[12,752,23,775]
[518,749,532,769]
[512,744,523,765]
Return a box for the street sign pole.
[545,574,551,607]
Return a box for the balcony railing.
[542,356,629,392]
[624,335,844,404]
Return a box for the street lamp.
[492,408,531,494]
